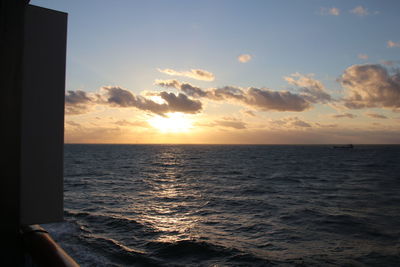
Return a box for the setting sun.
[148,113,193,133]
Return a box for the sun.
[148,113,193,133]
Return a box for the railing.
[20,225,79,267]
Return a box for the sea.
[43,144,400,266]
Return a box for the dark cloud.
[66,86,202,116]
[65,90,91,104]
[340,64,400,109]
[332,113,357,119]
[65,90,93,115]
[245,87,310,112]
[156,79,311,112]
[159,92,202,114]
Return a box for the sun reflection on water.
[136,151,202,243]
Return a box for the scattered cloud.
[332,113,357,119]
[387,40,400,48]
[366,113,388,119]
[358,54,368,60]
[65,90,93,115]
[156,79,311,112]
[284,73,332,103]
[66,86,202,116]
[158,68,215,81]
[350,6,369,16]
[319,7,340,16]
[270,117,312,128]
[339,64,400,109]
[238,54,252,63]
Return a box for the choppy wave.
[43,145,400,266]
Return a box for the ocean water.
[44,145,400,266]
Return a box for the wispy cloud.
[366,113,388,119]
[214,118,247,129]
[381,60,400,66]
[319,7,340,16]
[196,118,247,130]
[387,40,400,48]
[158,68,215,81]
[243,110,255,117]
[237,54,252,63]
[114,120,150,127]
[339,64,400,109]
[66,120,82,128]
[350,6,369,16]
[270,117,312,129]
[332,113,357,119]
[358,54,368,60]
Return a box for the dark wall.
[0,0,29,263]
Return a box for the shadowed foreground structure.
[0,0,73,265]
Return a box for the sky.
[31,0,400,144]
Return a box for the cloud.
[339,64,400,109]
[320,7,340,16]
[197,118,247,130]
[155,79,207,98]
[270,117,312,128]
[66,86,202,116]
[243,110,255,116]
[315,122,338,128]
[350,6,369,16]
[66,120,82,128]
[158,68,215,81]
[65,90,93,115]
[387,40,400,48]
[114,120,150,127]
[214,119,247,129]
[156,79,311,112]
[284,73,332,103]
[332,113,357,119]
[102,86,202,115]
[358,54,368,60]
[366,113,388,119]
[159,91,202,114]
[238,54,252,63]
[381,60,400,66]
[245,87,310,111]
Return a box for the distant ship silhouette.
[333,144,354,149]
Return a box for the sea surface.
[44,145,400,266]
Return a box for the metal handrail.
[20,224,79,267]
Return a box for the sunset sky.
[32,0,400,144]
